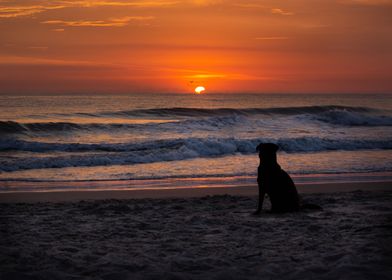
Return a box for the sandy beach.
[1,182,392,279]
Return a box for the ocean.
[1,93,391,192]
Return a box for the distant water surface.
[0,93,391,192]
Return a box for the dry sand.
[1,183,392,279]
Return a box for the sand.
[1,183,392,279]
[0,181,391,203]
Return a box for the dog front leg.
[254,189,265,215]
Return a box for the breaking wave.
[106,105,373,117]
[1,137,391,171]
[0,121,143,134]
[311,110,392,126]
[1,105,391,135]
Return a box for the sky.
[0,0,391,94]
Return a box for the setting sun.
[195,86,206,94]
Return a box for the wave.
[0,115,246,135]
[1,105,391,135]
[0,121,84,134]
[1,137,391,171]
[310,110,392,126]
[120,105,392,127]
[0,121,145,134]
[108,105,374,117]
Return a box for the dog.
[254,143,300,214]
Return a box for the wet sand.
[0,181,391,203]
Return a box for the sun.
[194,86,205,94]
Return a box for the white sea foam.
[1,137,391,171]
[310,109,392,126]
[1,95,392,181]
[1,105,390,135]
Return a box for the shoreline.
[0,181,391,203]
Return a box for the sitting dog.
[254,143,300,214]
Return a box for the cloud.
[0,55,97,65]
[184,73,226,79]
[180,70,274,81]
[42,16,154,27]
[59,0,179,8]
[0,1,177,18]
[271,8,294,16]
[0,4,65,18]
[232,3,294,16]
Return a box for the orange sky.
[0,0,391,94]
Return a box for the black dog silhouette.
[254,143,300,214]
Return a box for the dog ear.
[256,143,279,153]
[256,143,263,152]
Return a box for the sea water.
[0,93,391,191]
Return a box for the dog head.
[256,143,279,163]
